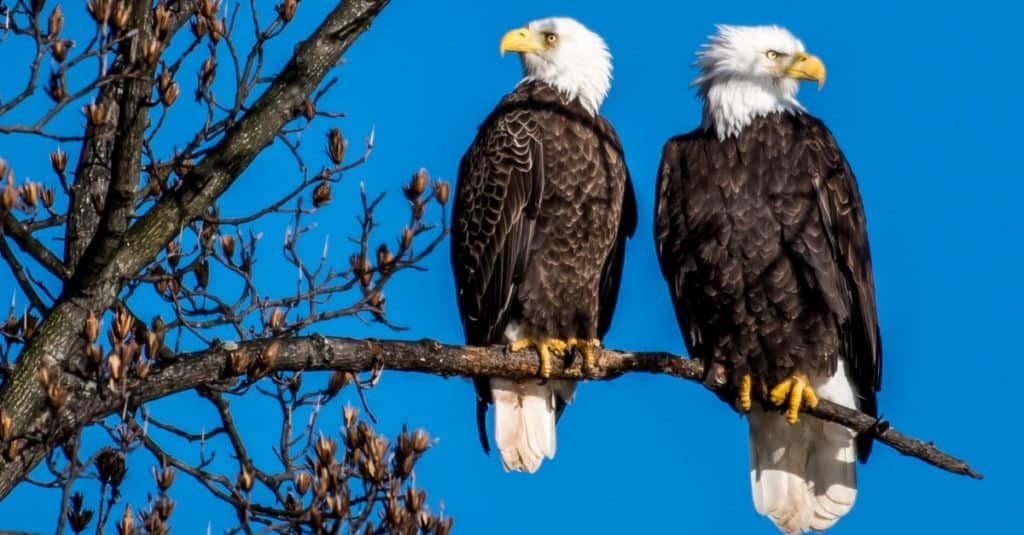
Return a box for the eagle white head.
[500,17,612,116]
[695,25,827,139]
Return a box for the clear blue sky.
[1,0,1019,532]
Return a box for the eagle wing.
[596,120,637,337]
[451,105,544,453]
[798,120,882,459]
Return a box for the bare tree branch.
[75,336,982,481]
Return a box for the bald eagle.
[654,26,882,533]
[451,17,636,473]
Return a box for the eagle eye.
[765,50,779,60]
[544,32,559,46]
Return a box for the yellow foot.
[738,373,752,412]
[769,372,819,424]
[566,338,602,375]
[509,337,569,379]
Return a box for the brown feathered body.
[452,80,636,471]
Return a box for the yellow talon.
[509,337,571,379]
[566,338,601,374]
[739,373,752,412]
[768,372,818,424]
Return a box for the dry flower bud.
[301,99,315,120]
[314,434,337,466]
[267,308,286,332]
[86,0,111,26]
[200,0,219,19]
[153,4,170,37]
[433,179,450,205]
[293,471,311,495]
[47,146,65,176]
[327,128,347,165]
[237,466,254,492]
[108,352,123,381]
[404,168,429,200]
[376,243,395,275]
[327,371,348,397]
[48,4,64,37]
[219,234,235,260]
[400,226,414,251]
[47,71,66,102]
[191,16,208,39]
[208,17,224,43]
[152,463,176,492]
[143,39,162,67]
[154,496,174,521]
[0,409,12,442]
[35,366,50,388]
[312,180,332,207]
[135,360,150,379]
[86,344,103,366]
[84,101,107,127]
[158,77,179,107]
[286,371,302,396]
[275,0,297,22]
[97,449,127,488]
[166,241,181,269]
[198,56,217,93]
[21,313,39,338]
[1,185,15,212]
[41,186,55,209]
[51,39,68,62]
[113,307,133,342]
[68,492,94,533]
[19,182,40,209]
[83,310,100,344]
[343,404,358,429]
[194,259,209,289]
[227,350,250,376]
[111,0,131,30]
[116,505,134,535]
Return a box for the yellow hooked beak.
[500,27,543,56]
[784,52,826,89]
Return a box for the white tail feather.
[490,378,574,473]
[748,359,860,534]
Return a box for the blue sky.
[1,0,1020,532]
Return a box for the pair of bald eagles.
[450,18,881,535]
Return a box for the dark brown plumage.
[451,80,636,455]
[654,111,881,459]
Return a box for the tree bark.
[0,0,392,499]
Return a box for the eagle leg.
[738,373,753,412]
[768,372,820,424]
[509,337,570,379]
[566,338,602,375]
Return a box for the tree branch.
[118,337,981,480]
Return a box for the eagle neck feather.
[700,75,803,140]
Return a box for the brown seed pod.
[84,310,100,344]
[404,168,429,200]
[48,4,64,37]
[433,179,450,205]
[313,180,332,207]
[327,128,347,165]
[400,226,415,251]
[275,0,297,22]
[237,466,254,492]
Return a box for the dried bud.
[267,308,286,332]
[47,71,66,102]
[111,0,131,31]
[21,313,39,338]
[275,0,297,22]
[237,466,254,492]
[343,404,358,429]
[166,241,180,269]
[194,259,209,289]
[327,128,347,165]
[0,409,12,442]
[19,182,40,209]
[433,179,450,205]
[200,0,219,19]
[84,310,100,344]
[301,99,315,121]
[68,492,93,533]
[314,434,337,466]
[96,449,127,489]
[226,349,250,376]
[367,290,385,311]
[327,371,348,397]
[135,360,150,379]
[376,243,395,275]
[143,38,162,67]
[400,226,414,251]
[152,463,176,492]
[51,39,69,62]
[86,344,103,367]
[158,71,179,107]
[41,187,55,209]
[35,365,51,388]
[191,16,208,39]
[108,352,123,381]
[349,253,372,288]
[153,4,170,37]
[293,471,311,495]
[48,4,64,37]
[116,504,134,535]
[411,429,431,453]
[86,0,111,26]
[2,184,15,212]
[144,329,163,360]
[404,168,429,200]
[198,56,216,95]
[154,496,174,521]
[208,17,224,43]
[312,180,332,207]
[113,306,133,342]
[84,101,107,127]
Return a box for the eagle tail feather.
[748,360,860,534]
[490,378,572,473]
